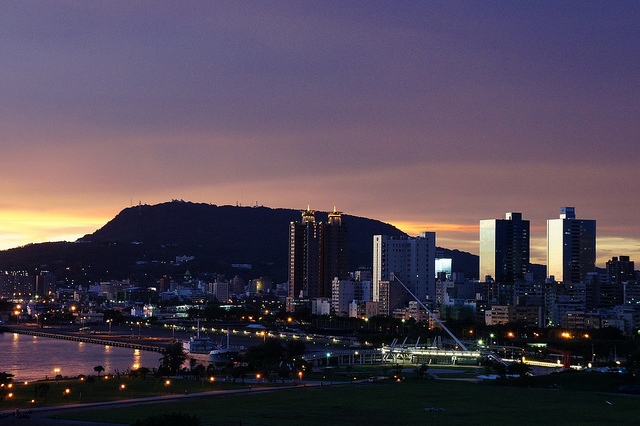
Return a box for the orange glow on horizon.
[0,210,109,250]
[390,221,478,236]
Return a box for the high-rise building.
[332,278,371,317]
[585,272,621,309]
[479,212,530,282]
[288,207,348,310]
[547,207,596,284]
[230,275,246,295]
[606,256,635,284]
[35,272,57,297]
[212,282,230,303]
[289,207,321,301]
[320,208,349,296]
[372,232,436,311]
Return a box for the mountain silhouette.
[0,201,485,285]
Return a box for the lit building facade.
[479,212,530,282]
[287,207,348,311]
[372,232,436,309]
[288,207,320,301]
[547,207,596,284]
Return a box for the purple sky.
[1,1,639,266]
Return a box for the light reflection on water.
[1,332,161,381]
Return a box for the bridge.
[303,344,487,367]
[8,328,164,352]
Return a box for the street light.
[107,319,112,334]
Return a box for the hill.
[0,201,483,285]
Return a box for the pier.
[6,327,166,353]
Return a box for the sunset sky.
[2,1,639,266]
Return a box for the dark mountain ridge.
[0,201,485,285]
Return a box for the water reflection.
[1,332,160,381]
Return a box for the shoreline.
[4,324,177,352]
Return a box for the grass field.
[0,375,278,410]
[53,373,640,426]
[3,367,639,425]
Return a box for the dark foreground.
[29,376,640,426]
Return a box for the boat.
[208,329,240,363]
[182,320,216,354]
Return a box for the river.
[0,331,162,382]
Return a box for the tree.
[390,364,403,375]
[244,337,308,381]
[0,372,13,385]
[493,362,507,379]
[230,365,248,383]
[204,302,225,321]
[86,374,96,398]
[159,342,187,375]
[35,383,50,400]
[415,364,431,379]
[94,365,105,377]
[136,367,151,379]
[193,364,206,378]
[507,361,532,378]
[285,340,306,358]
[277,365,290,383]
[102,309,126,325]
[244,338,286,373]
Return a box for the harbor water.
[0,331,161,382]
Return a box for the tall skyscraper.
[320,207,349,297]
[547,207,596,284]
[372,232,436,310]
[479,212,530,282]
[289,207,321,301]
[288,207,348,310]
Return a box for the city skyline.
[2,2,639,266]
